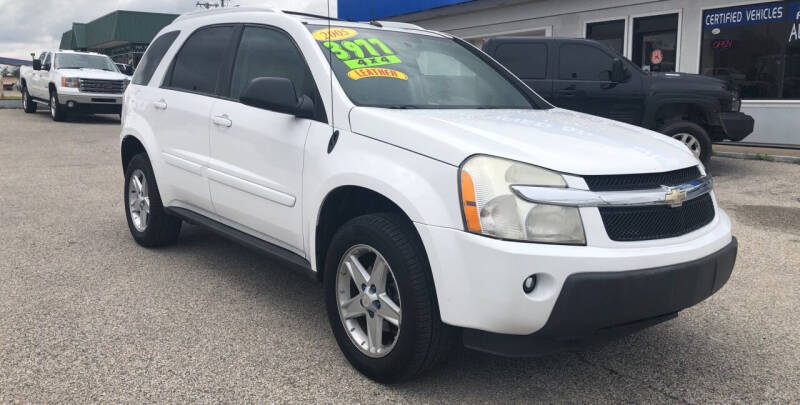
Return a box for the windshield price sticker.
[347,68,408,81]
[312,27,358,41]
[322,34,404,68]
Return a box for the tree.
[0,66,8,77]
[12,67,20,78]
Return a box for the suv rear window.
[493,43,547,80]
[167,25,236,95]
[133,31,179,86]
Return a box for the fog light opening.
[67,101,76,108]
[523,275,538,294]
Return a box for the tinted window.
[230,26,313,100]
[168,26,235,95]
[586,20,626,56]
[43,53,51,67]
[493,43,547,79]
[559,44,613,80]
[133,31,179,86]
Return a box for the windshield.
[55,53,116,71]
[308,25,540,109]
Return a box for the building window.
[632,13,679,72]
[701,1,800,100]
[586,19,626,56]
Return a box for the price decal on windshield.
[323,38,403,69]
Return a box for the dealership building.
[339,0,800,146]
[59,10,178,68]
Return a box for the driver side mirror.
[240,77,314,119]
[611,58,627,83]
[32,59,41,71]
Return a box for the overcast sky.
[0,0,332,60]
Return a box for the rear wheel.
[124,153,182,247]
[660,121,712,164]
[49,91,66,122]
[324,213,456,383]
[22,85,36,113]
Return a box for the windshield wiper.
[385,105,418,109]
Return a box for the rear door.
[489,41,552,98]
[207,25,324,253]
[151,25,238,213]
[553,42,644,124]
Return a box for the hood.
[648,71,732,95]
[348,107,698,175]
[59,68,128,81]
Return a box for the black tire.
[49,90,66,122]
[124,153,182,247]
[22,85,36,113]
[659,121,712,164]
[324,213,456,383]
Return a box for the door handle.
[153,99,167,110]
[557,90,577,97]
[213,114,232,128]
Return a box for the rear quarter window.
[132,31,180,86]
[493,43,548,80]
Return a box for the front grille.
[78,79,124,94]
[584,166,701,191]
[599,193,716,241]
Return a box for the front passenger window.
[229,26,313,101]
[559,44,614,81]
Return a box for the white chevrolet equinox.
[120,8,737,382]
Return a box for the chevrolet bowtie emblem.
[665,188,688,207]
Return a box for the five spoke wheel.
[128,169,151,232]
[336,244,402,358]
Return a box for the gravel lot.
[1,109,798,403]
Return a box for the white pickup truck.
[20,50,129,121]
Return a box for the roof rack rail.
[282,10,343,21]
[174,6,275,22]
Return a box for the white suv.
[120,8,737,382]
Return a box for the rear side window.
[229,26,313,100]
[493,43,547,79]
[133,31,179,86]
[559,44,613,81]
[167,25,236,95]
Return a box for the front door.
[208,25,323,253]
[553,43,644,125]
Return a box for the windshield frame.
[309,24,552,110]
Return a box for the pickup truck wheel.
[49,92,66,122]
[660,121,712,164]
[324,213,455,383]
[22,86,36,113]
[124,154,182,247]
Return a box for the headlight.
[61,77,79,88]
[459,155,586,245]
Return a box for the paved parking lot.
[1,109,799,403]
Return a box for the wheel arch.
[644,98,719,130]
[121,135,148,173]
[313,185,419,282]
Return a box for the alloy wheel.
[50,95,56,118]
[128,169,151,232]
[336,244,402,358]
[672,132,702,159]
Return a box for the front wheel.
[49,91,66,122]
[324,213,456,383]
[660,121,712,164]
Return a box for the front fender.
[302,129,462,271]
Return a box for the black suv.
[483,37,754,163]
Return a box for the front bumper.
[462,237,737,357]
[719,111,754,141]
[415,206,733,336]
[57,89,122,114]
